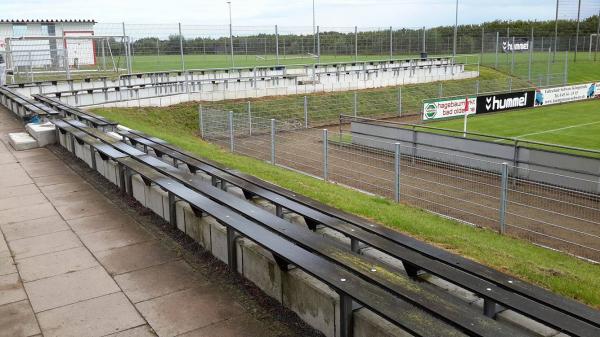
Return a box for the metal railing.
[201,111,600,262]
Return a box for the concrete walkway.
[0,109,281,337]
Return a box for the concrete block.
[94,152,107,178]
[238,238,283,302]
[354,308,412,337]
[148,185,168,219]
[182,204,213,249]
[131,174,148,207]
[26,122,56,146]
[58,131,69,149]
[282,269,337,337]
[73,139,85,161]
[210,221,228,264]
[496,309,558,337]
[81,143,93,168]
[8,132,38,151]
[105,159,120,186]
[175,201,187,232]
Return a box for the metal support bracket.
[402,260,422,278]
[168,192,177,228]
[275,205,283,218]
[305,218,319,231]
[90,146,96,171]
[273,254,294,272]
[483,298,500,318]
[338,293,355,337]
[226,226,238,271]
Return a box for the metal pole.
[323,129,328,181]
[317,26,321,63]
[453,0,458,60]
[247,101,252,136]
[596,9,600,62]
[397,87,402,117]
[574,0,581,62]
[227,1,234,68]
[480,26,484,58]
[271,119,276,164]
[304,96,308,128]
[394,143,401,203]
[499,162,508,234]
[354,26,358,62]
[510,36,515,74]
[547,47,551,86]
[422,26,426,54]
[438,83,443,97]
[121,22,131,74]
[463,109,468,138]
[275,25,280,65]
[62,23,71,80]
[494,31,499,68]
[528,27,533,81]
[564,50,569,84]
[353,92,358,117]
[476,80,480,95]
[178,23,185,71]
[228,111,234,152]
[312,0,316,55]
[553,0,559,62]
[198,105,204,138]
[389,26,393,60]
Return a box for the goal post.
[5,35,129,82]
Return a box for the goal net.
[4,35,129,82]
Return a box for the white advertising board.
[534,83,597,107]
[422,96,477,121]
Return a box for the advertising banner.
[502,38,530,53]
[534,83,597,107]
[476,90,535,114]
[423,96,476,121]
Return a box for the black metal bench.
[115,128,600,337]
[32,94,116,130]
[53,118,527,337]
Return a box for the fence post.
[508,77,512,92]
[438,83,443,97]
[510,36,515,75]
[317,26,321,63]
[480,27,484,58]
[528,28,533,81]
[323,129,328,181]
[563,50,569,84]
[304,96,308,128]
[397,87,402,117]
[270,119,276,164]
[121,22,131,75]
[494,31,499,68]
[354,26,358,62]
[499,162,509,234]
[475,80,480,95]
[228,111,234,153]
[394,142,401,203]
[247,101,252,136]
[198,105,204,138]
[547,47,551,86]
[275,25,280,65]
[178,23,185,71]
[353,92,358,117]
[389,26,393,60]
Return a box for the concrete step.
[8,132,38,151]
[26,122,56,147]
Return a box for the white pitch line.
[514,121,600,139]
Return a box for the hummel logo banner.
[502,38,530,53]
[476,91,535,114]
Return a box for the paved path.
[0,109,282,337]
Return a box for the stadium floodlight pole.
[553,0,559,62]
[574,0,581,62]
[227,1,234,68]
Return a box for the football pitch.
[425,99,600,152]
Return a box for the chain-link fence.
[200,110,600,262]
[196,73,565,129]
[4,13,598,84]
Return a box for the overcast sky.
[1,0,598,28]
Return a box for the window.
[41,24,56,36]
[12,24,27,38]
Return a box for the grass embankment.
[94,105,600,309]
[109,67,529,127]
[426,99,600,153]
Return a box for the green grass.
[425,99,600,153]
[129,66,530,127]
[93,104,600,309]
